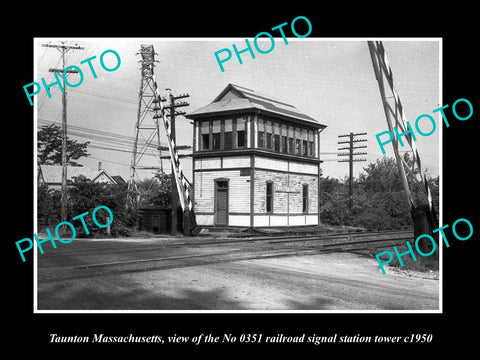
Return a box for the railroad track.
[37,229,413,284]
[39,229,413,257]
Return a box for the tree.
[319,155,439,231]
[359,157,404,193]
[67,176,133,236]
[137,174,174,208]
[37,124,90,166]
[37,183,62,227]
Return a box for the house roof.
[38,165,118,185]
[187,83,326,128]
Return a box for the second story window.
[288,126,294,155]
[308,130,314,157]
[266,120,272,150]
[258,119,265,148]
[224,119,233,149]
[273,122,280,152]
[212,120,221,150]
[281,124,288,153]
[200,121,210,150]
[295,127,301,155]
[198,116,249,152]
[252,117,318,159]
[237,116,246,148]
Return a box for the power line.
[38,118,191,152]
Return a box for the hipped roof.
[187,84,326,129]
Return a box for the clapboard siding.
[289,161,318,175]
[222,156,250,168]
[254,155,319,175]
[254,156,289,172]
[254,169,318,214]
[194,170,251,213]
[195,157,222,169]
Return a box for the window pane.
[212,120,221,150]
[217,181,228,189]
[266,182,273,213]
[288,138,294,154]
[237,130,246,147]
[224,119,233,149]
[213,133,221,149]
[200,121,210,150]
[295,139,301,155]
[266,120,272,134]
[236,117,246,148]
[308,130,313,141]
[281,136,288,153]
[257,118,264,132]
[225,119,233,132]
[274,122,280,135]
[213,120,221,133]
[274,134,280,152]
[266,133,272,149]
[202,134,210,150]
[295,128,301,155]
[266,120,272,149]
[288,126,294,154]
[256,118,263,148]
[303,140,308,156]
[237,116,246,131]
[224,132,232,149]
[201,120,209,133]
[258,131,264,148]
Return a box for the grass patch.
[376,243,439,272]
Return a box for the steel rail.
[37,230,412,283]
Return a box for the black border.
[7,5,478,354]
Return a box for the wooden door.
[215,180,228,226]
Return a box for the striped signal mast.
[368,41,438,245]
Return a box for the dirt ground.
[37,251,439,311]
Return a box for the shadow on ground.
[38,280,249,310]
[284,297,335,310]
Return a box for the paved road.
[36,237,439,311]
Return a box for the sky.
[35,38,440,183]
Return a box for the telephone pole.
[42,42,84,226]
[338,132,367,210]
[166,92,189,235]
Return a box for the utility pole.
[337,132,367,210]
[42,42,84,227]
[166,92,190,235]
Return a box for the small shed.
[138,207,184,234]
